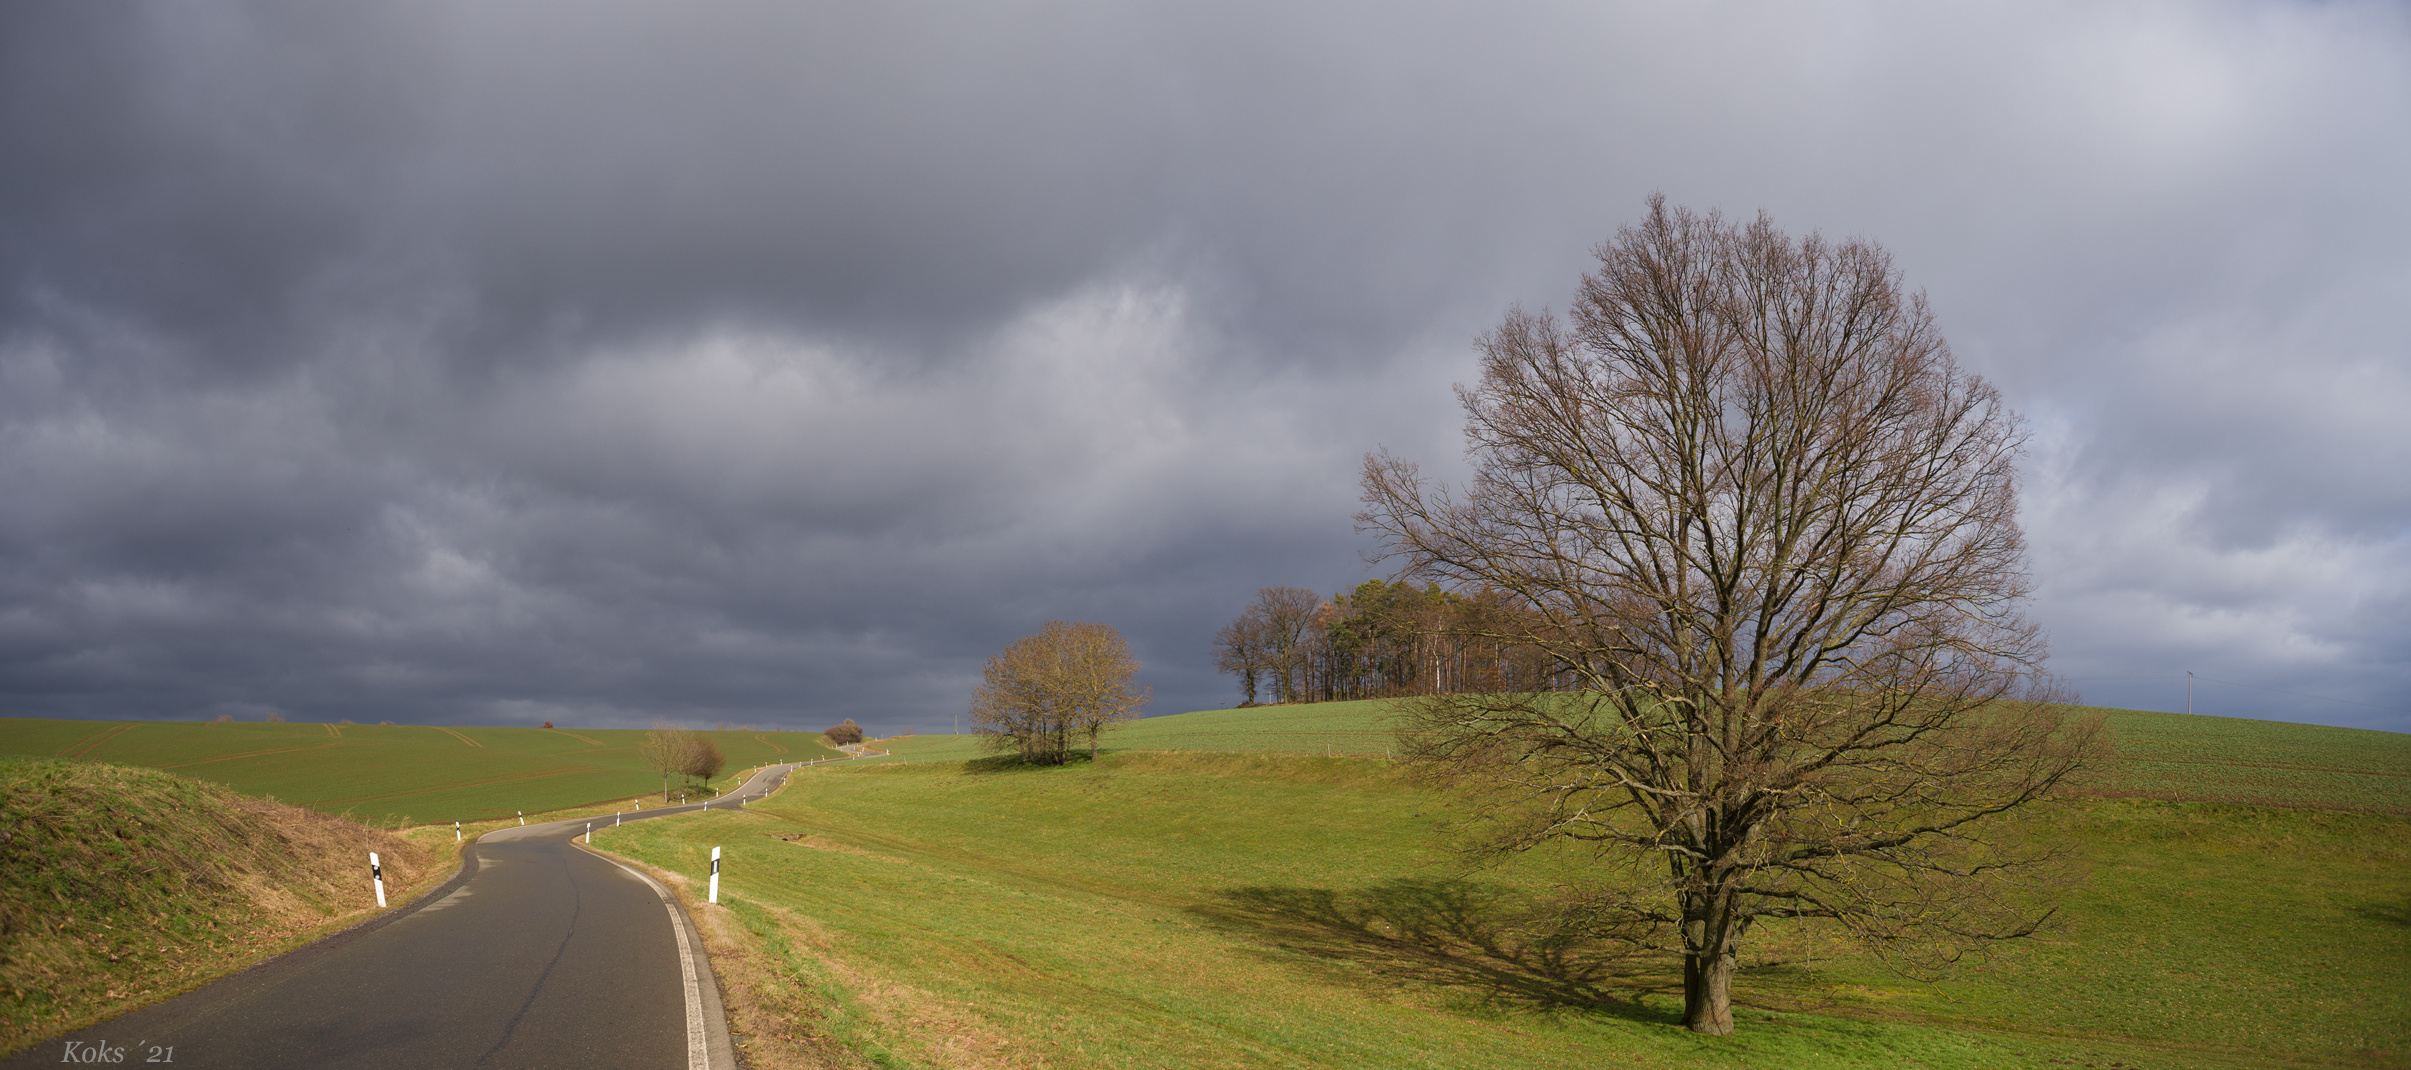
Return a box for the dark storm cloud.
[3,0,2407,734]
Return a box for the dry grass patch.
[600,843,1038,1070]
[602,859,866,1070]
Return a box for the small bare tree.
[1360,197,2101,1035]
[1247,587,1322,703]
[683,737,726,791]
[1214,608,1271,705]
[971,621,1149,764]
[639,720,701,801]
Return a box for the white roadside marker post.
[455,820,461,843]
[518,810,525,826]
[370,852,386,908]
[709,846,721,904]
[585,822,591,844]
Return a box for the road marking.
[584,850,713,1070]
[670,894,707,1070]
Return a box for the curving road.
[7,762,811,1070]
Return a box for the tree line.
[1212,581,1569,706]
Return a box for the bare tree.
[683,737,726,790]
[971,621,1149,764]
[1359,197,2100,1035]
[1056,623,1151,758]
[1213,607,1270,705]
[639,720,701,801]
[1249,587,1322,703]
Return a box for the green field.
[2074,708,2411,813]
[592,701,2410,1070]
[10,702,2408,1067]
[878,700,2411,814]
[876,699,1407,764]
[0,718,841,826]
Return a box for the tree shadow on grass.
[1189,879,1681,1023]
[957,752,1098,774]
[2348,897,2411,928]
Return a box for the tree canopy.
[639,722,724,798]
[1358,197,2101,1035]
[971,621,1149,764]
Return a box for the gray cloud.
[3,0,2406,734]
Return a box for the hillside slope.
[875,700,2411,813]
[608,750,2410,1069]
[0,758,439,1053]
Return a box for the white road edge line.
[566,762,791,1070]
[586,850,712,1070]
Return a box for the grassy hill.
[10,702,2403,1067]
[0,758,447,1054]
[592,701,2411,1070]
[0,719,842,827]
[876,700,2411,813]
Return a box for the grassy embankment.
[0,722,825,1052]
[595,702,2411,1070]
[0,719,840,827]
[0,758,460,1055]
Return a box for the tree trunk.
[1680,877,1739,1035]
[1682,944,1735,1034]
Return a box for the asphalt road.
[8,762,810,1070]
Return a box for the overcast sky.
[3,0,2406,736]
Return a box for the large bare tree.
[971,621,1150,764]
[1359,197,2100,1035]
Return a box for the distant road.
[6,763,809,1070]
